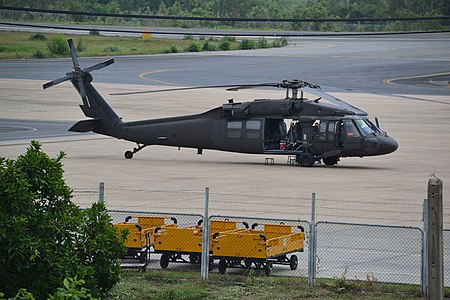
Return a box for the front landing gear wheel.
[124,151,133,159]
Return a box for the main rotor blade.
[83,58,115,73]
[302,87,367,115]
[67,39,80,70]
[110,83,277,96]
[42,74,72,89]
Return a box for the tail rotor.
[43,38,114,107]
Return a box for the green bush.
[219,41,230,51]
[32,50,46,58]
[76,39,87,52]
[47,35,69,55]
[30,33,47,41]
[167,45,180,53]
[202,41,218,51]
[240,39,256,50]
[257,37,268,48]
[222,36,236,42]
[0,141,125,299]
[103,45,121,52]
[186,41,201,52]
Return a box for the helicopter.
[43,39,398,167]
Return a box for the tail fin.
[43,39,122,133]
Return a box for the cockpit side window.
[344,120,361,138]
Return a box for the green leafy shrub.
[48,277,96,300]
[219,41,230,51]
[257,37,268,48]
[30,33,47,41]
[76,39,86,52]
[222,36,236,42]
[240,39,256,50]
[47,35,69,55]
[202,41,218,51]
[186,41,201,52]
[103,45,121,53]
[32,50,46,58]
[0,141,125,299]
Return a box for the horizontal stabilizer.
[69,119,101,132]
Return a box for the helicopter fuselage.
[108,98,398,166]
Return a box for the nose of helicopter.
[377,136,398,155]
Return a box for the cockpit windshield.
[354,119,375,136]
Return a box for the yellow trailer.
[113,215,177,264]
[153,219,242,269]
[211,223,305,274]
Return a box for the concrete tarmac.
[0,78,449,227]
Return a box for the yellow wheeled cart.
[211,223,305,275]
[114,215,177,265]
[153,219,241,269]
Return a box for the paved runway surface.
[0,33,449,226]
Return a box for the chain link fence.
[315,222,423,285]
[94,184,449,288]
[445,229,450,287]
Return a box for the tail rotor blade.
[42,74,72,89]
[67,39,80,70]
[84,58,114,73]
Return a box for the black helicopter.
[43,39,398,167]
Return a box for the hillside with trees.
[2,0,449,32]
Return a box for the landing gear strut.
[124,144,146,159]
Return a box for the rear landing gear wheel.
[323,156,339,166]
[124,151,133,159]
[124,144,146,159]
[299,153,315,167]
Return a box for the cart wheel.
[264,263,272,276]
[289,255,298,270]
[244,259,252,268]
[189,254,200,264]
[218,259,227,274]
[139,249,148,263]
[209,258,214,271]
[160,253,170,269]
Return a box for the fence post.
[201,187,210,280]
[422,199,428,295]
[426,178,443,300]
[99,182,104,202]
[308,192,317,285]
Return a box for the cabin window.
[245,120,261,139]
[227,121,242,138]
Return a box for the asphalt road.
[0,32,449,96]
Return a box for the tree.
[0,141,125,299]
